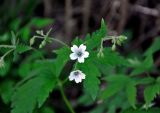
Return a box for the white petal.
[70,53,78,60]
[83,51,89,58]
[71,45,78,52]
[75,77,82,83]
[79,44,86,51]
[78,57,85,63]
[69,72,75,81]
[81,73,86,79]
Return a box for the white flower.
[70,44,89,63]
[69,70,86,83]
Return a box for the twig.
[65,0,73,41]
[82,0,91,34]
[131,5,159,17]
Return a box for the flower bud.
[41,40,46,46]
[30,37,35,46]
[39,44,43,49]
[112,44,116,51]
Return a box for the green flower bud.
[41,40,46,46]
[30,37,35,46]
[112,44,116,51]
[119,35,127,41]
[39,44,43,49]
[97,51,104,58]
[36,30,44,35]
[116,40,121,46]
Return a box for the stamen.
[76,51,83,57]
[74,71,79,76]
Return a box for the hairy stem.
[34,36,69,48]
[2,48,15,59]
[0,45,16,48]
[58,81,76,113]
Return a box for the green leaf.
[0,80,14,104]
[126,82,137,109]
[96,48,128,66]
[78,61,100,100]
[122,107,160,113]
[131,55,153,75]
[144,37,160,56]
[16,44,32,54]
[11,75,57,113]
[101,75,129,99]
[135,77,155,85]
[100,82,124,100]
[30,18,53,28]
[0,62,11,77]
[53,47,70,77]
[85,19,107,50]
[144,83,160,106]
[101,74,137,108]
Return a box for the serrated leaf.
[16,44,32,54]
[11,75,57,113]
[85,19,107,50]
[78,61,100,100]
[126,82,137,109]
[144,83,160,106]
[0,80,14,104]
[96,48,128,66]
[144,37,160,56]
[53,47,70,77]
[131,55,153,75]
[0,62,11,77]
[122,107,160,113]
[135,77,155,85]
[100,82,124,100]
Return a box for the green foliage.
[79,60,100,100]
[144,37,160,56]
[85,19,107,50]
[0,19,160,113]
[100,75,137,108]
[0,80,14,104]
[15,44,32,54]
[144,79,160,107]
[130,54,154,75]
[53,47,70,77]
[122,108,160,113]
[11,74,57,113]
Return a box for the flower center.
[74,71,79,76]
[76,51,83,57]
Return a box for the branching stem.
[58,80,76,113]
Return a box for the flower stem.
[2,48,15,59]
[58,81,76,113]
[0,45,16,48]
[34,36,69,48]
[50,38,69,48]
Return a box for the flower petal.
[75,77,82,83]
[70,53,78,60]
[69,72,75,81]
[83,51,89,58]
[79,44,86,51]
[78,57,85,63]
[81,73,86,79]
[71,45,78,52]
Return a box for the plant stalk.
[58,81,76,113]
